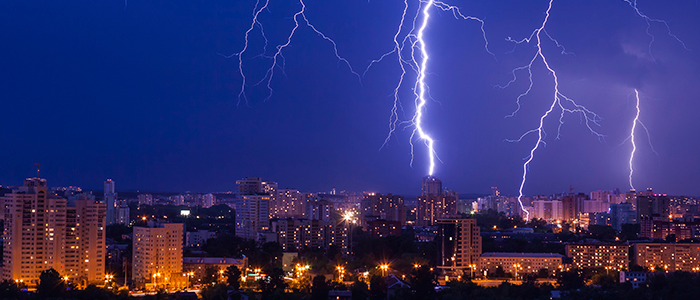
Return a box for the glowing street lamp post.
[380,264,389,277]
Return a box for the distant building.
[116,200,130,225]
[201,193,216,208]
[138,194,154,206]
[173,195,185,206]
[436,218,481,274]
[480,253,564,277]
[104,179,117,225]
[561,193,588,222]
[132,222,184,289]
[565,243,629,270]
[1,178,106,286]
[632,243,700,272]
[531,200,563,222]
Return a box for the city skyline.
[2,1,700,196]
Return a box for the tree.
[311,275,330,300]
[0,280,22,300]
[38,268,65,299]
[369,275,387,300]
[409,265,436,300]
[666,234,677,243]
[557,269,585,291]
[620,223,640,241]
[200,283,228,300]
[495,266,506,278]
[350,280,369,300]
[225,265,242,290]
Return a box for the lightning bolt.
[368,0,494,176]
[219,0,361,105]
[628,89,640,191]
[499,0,603,221]
[623,0,690,61]
[626,89,659,191]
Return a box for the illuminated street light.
[379,264,389,277]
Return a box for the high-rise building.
[306,200,333,222]
[531,200,563,222]
[234,194,270,240]
[201,193,216,208]
[116,200,130,225]
[132,222,184,289]
[610,203,636,230]
[273,189,306,218]
[422,176,442,197]
[417,176,458,226]
[65,194,107,285]
[561,193,588,222]
[235,177,278,199]
[1,178,106,286]
[436,218,481,274]
[104,179,117,225]
[636,191,670,221]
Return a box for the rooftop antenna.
[35,163,40,178]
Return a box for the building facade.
[565,243,629,271]
[1,178,106,286]
[632,243,700,272]
[436,218,481,274]
[132,222,184,289]
[417,176,458,226]
[480,252,564,277]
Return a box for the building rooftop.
[481,252,564,258]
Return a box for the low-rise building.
[183,257,247,285]
[480,252,564,277]
[565,243,629,271]
[632,243,700,272]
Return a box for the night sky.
[1,1,699,197]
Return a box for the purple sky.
[1,0,699,197]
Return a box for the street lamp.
[336,266,345,282]
[379,264,389,277]
[153,273,161,290]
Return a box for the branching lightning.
[499,0,604,220]
[623,0,690,61]
[367,0,494,176]
[220,0,361,106]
